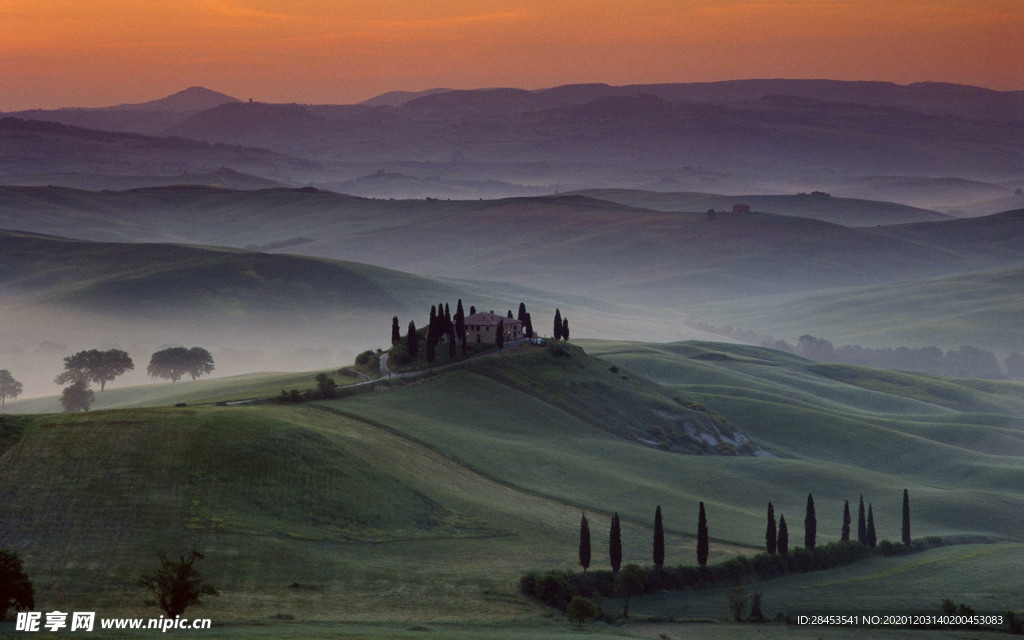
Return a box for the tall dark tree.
[428,305,438,344]
[609,513,622,573]
[406,321,418,359]
[524,312,534,339]
[902,489,911,546]
[579,513,591,572]
[857,495,867,544]
[562,317,570,341]
[507,309,513,318]
[866,504,877,549]
[455,300,468,356]
[841,500,851,541]
[0,548,35,619]
[765,503,777,554]
[470,305,476,315]
[444,303,452,333]
[804,493,817,550]
[554,309,563,340]
[496,318,505,350]
[0,369,23,407]
[777,515,789,554]
[653,505,665,568]
[455,299,466,337]
[696,502,709,567]
[56,348,134,391]
[517,302,527,323]
[391,316,401,344]
[448,325,457,360]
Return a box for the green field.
[2,340,1023,635]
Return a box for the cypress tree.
[455,300,467,357]
[857,495,866,544]
[696,502,709,567]
[406,321,418,359]
[866,504,877,549]
[902,489,911,546]
[496,318,505,350]
[554,309,563,340]
[653,505,665,568]
[428,306,438,343]
[518,302,527,323]
[470,305,476,315]
[507,309,513,318]
[448,325,456,360]
[391,316,400,344]
[841,500,851,541]
[777,515,789,554]
[444,303,452,333]
[524,312,533,339]
[579,513,591,572]
[804,493,816,550]
[609,513,622,573]
[562,317,570,341]
[765,503,777,554]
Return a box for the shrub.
[567,596,598,628]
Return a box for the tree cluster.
[768,334,1014,380]
[146,347,215,383]
[532,489,924,617]
[0,548,34,620]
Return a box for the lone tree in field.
[56,349,134,391]
[653,505,665,568]
[765,503,777,554]
[60,380,94,412]
[0,548,35,620]
[902,489,911,546]
[777,515,789,554]
[609,513,622,573]
[138,549,218,618]
[567,596,597,629]
[0,370,23,407]
[804,493,817,549]
[554,309,563,340]
[616,564,647,619]
[579,513,591,572]
[857,495,867,544]
[841,500,851,541]
[866,504,877,549]
[697,501,709,567]
[147,347,214,382]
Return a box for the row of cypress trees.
[578,490,911,572]
[767,490,911,555]
[578,502,712,573]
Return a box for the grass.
[687,267,1024,352]
[4,339,1024,630]
[624,543,1024,621]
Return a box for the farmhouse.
[464,311,524,344]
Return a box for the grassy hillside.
[688,266,1024,351]
[3,340,1024,630]
[572,189,949,226]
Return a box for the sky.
[2,0,1022,111]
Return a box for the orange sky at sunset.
[2,0,1022,111]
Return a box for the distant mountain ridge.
[3,79,1022,204]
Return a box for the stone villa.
[464,311,524,344]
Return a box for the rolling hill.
[3,340,1024,628]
